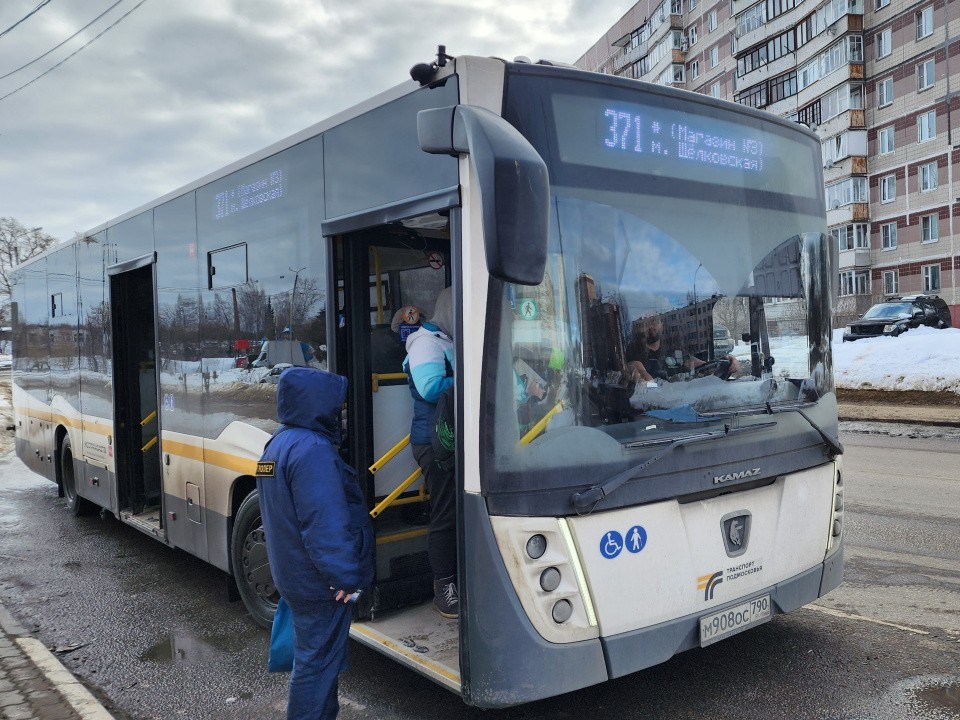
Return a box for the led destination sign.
[603,107,764,172]
[552,93,819,198]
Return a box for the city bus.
[10,49,843,707]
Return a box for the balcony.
[613,42,647,73]
[827,202,870,225]
[838,248,871,270]
[824,155,867,182]
[797,64,864,109]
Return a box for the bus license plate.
[699,595,771,647]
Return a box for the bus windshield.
[484,69,832,506]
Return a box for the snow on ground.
[832,326,960,394]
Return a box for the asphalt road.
[0,422,958,720]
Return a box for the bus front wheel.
[230,491,278,629]
[59,436,95,517]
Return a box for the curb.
[837,404,960,427]
[0,603,115,720]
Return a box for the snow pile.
[833,326,960,394]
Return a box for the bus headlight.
[540,567,561,592]
[526,534,547,559]
[490,516,599,643]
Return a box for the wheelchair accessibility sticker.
[600,531,623,559]
[600,525,647,559]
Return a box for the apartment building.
[576,0,960,326]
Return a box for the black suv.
[842,294,952,341]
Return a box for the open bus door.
[333,221,463,694]
[108,253,165,537]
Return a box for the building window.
[689,0,698,9]
[920,161,938,191]
[916,7,934,39]
[875,0,889,8]
[880,174,896,202]
[881,222,897,249]
[710,46,719,67]
[876,28,892,59]
[923,264,941,290]
[708,10,718,31]
[922,214,939,243]
[690,60,700,79]
[918,110,936,142]
[711,82,721,97]
[824,132,849,164]
[879,126,895,154]
[840,270,869,296]
[918,59,935,90]
[832,223,869,251]
[689,25,698,45]
[827,176,867,208]
[883,270,899,295]
[877,77,893,107]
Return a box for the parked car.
[713,324,734,355]
[258,363,293,384]
[842,294,952,341]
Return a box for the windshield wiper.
[570,421,777,514]
[764,402,843,457]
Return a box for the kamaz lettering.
[713,468,761,484]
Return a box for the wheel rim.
[241,519,278,605]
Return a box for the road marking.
[16,637,116,719]
[806,604,930,636]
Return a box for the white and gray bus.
[11,50,843,706]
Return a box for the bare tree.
[713,296,749,341]
[0,218,58,323]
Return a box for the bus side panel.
[77,234,116,510]
[48,244,83,489]
[461,493,608,708]
[155,192,207,559]
[14,257,55,482]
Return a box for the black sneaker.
[433,576,459,619]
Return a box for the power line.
[0,0,150,103]
[0,0,127,82]
[0,0,53,40]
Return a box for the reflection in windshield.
[862,303,911,320]
[492,194,832,471]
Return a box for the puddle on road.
[854,675,960,719]
[140,630,239,665]
[914,680,960,713]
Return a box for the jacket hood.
[276,367,347,443]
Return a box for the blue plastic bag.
[268,597,294,672]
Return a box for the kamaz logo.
[713,468,761,484]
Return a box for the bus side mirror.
[418,105,548,286]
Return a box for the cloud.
[0,0,634,240]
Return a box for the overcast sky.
[0,0,634,242]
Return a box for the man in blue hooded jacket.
[257,367,374,719]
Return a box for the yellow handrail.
[371,372,408,393]
[141,435,159,453]
[520,401,563,445]
[369,434,410,474]
[140,410,157,426]
[370,467,423,518]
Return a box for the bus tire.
[60,436,95,517]
[230,491,277,629]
